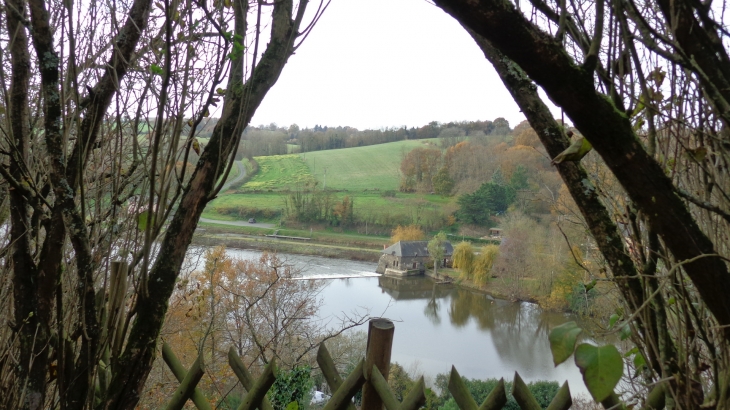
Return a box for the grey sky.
[250,0,562,130]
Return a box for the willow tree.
[0,0,325,407]
[435,0,730,406]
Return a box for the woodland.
[0,0,729,407]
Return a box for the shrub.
[269,366,313,410]
[567,282,598,316]
[214,205,281,220]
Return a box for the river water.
[191,247,589,396]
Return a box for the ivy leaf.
[149,64,164,76]
[574,343,623,402]
[549,321,582,366]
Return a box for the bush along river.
[187,247,592,396]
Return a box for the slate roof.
[381,241,453,257]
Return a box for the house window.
[413,262,417,269]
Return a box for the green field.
[242,154,315,191]
[301,139,439,191]
[203,139,455,232]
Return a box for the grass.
[242,154,315,191]
[200,138,457,234]
[204,191,450,223]
[301,139,439,191]
[197,223,390,248]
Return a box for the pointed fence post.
[545,381,572,410]
[448,366,508,410]
[317,344,357,410]
[228,347,275,410]
[237,360,277,410]
[164,353,205,410]
[322,360,367,410]
[512,372,542,410]
[361,318,395,410]
[162,342,212,410]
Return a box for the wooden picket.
[158,318,612,410]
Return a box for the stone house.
[375,240,454,276]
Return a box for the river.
[189,247,590,396]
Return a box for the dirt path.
[201,161,277,228]
[220,160,247,191]
[198,218,276,229]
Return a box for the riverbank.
[192,227,383,262]
[425,267,527,303]
[194,223,549,306]
[193,224,535,300]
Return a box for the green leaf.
[138,211,150,231]
[549,321,582,366]
[216,88,226,95]
[667,296,676,305]
[633,352,646,368]
[574,343,623,402]
[620,324,631,341]
[149,64,164,76]
[285,402,298,410]
[584,279,597,291]
[608,314,619,329]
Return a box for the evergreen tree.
[491,169,506,186]
[509,165,529,190]
[456,181,516,225]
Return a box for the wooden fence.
[157,318,608,410]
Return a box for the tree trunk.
[433,0,730,341]
[102,1,306,408]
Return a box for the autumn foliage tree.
[452,241,475,278]
[399,147,442,192]
[472,245,499,286]
[390,224,426,244]
[142,247,367,407]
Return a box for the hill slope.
[301,139,439,191]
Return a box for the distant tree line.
[201,118,516,156]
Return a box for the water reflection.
[366,275,586,393]
[196,248,589,395]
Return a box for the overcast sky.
[250,0,562,130]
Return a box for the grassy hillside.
[301,139,439,191]
[242,154,315,191]
[203,139,454,232]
